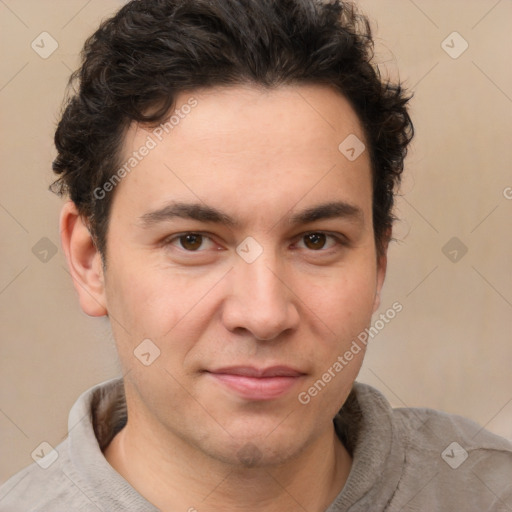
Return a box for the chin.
[202,431,309,470]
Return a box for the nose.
[221,253,300,341]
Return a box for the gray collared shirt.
[1,378,511,511]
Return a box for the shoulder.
[393,404,512,508]
[0,438,98,511]
[351,382,512,463]
[348,382,512,510]
[0,378,126,512]
[393,403,512,459]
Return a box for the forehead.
[113,84,372,223]
[139,84,364,153]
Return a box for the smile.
[206,366,306,401]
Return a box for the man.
[1,0,511,510]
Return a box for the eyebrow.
[138,200,364,229]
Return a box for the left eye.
[296,232,340,251]
[169,233,216,251]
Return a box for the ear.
[372,230,390,313]
[60,201,107,317]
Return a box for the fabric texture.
[1,378,511,511]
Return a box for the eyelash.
[163,231,348,253]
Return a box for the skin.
[60,83,388,512]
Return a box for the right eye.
[165,232,217,252]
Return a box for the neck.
[104,415,351,512]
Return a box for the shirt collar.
[327,382,405,510]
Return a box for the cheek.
[297,261,377,339]
[105,259,191,333]
[104,258,228,370]
[103,267,181,372]
[296,270,373,416]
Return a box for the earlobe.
[60,201,107,317]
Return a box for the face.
[91,84,386,466]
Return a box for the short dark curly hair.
[51,0,414,261]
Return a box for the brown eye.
[179,233,203,250]
[303,232,327,250]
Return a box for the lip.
[206,366,306,401]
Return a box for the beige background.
[1,0,511,483]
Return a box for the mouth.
[205,366,306,401]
